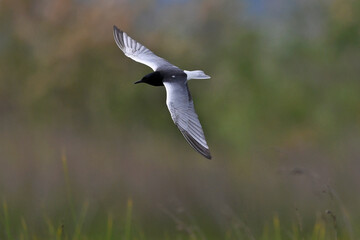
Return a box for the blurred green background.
[1,0,360,239]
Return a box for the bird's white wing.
[163,80,211,159]
[113,26,175,71]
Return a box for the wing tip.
[180,128,212,160]
[113,25,121,35]
[113,25,125,49]
[202,148,212,160]
[204,152,212,160]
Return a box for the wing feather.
[163,80,211,159]
[113,26,176,71]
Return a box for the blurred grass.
[1,0,360,239]
[1,196,357,239]
[2,199,12,240]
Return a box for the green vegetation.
[1,0,360,239]
[0,194,355,239]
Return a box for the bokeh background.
[1,0,360,239]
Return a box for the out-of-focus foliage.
[1,0,359,142]
[0,0,360,238]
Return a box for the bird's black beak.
[134,80,143,84]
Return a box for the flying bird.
[113,26,212,159]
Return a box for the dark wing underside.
[179,127,211,159]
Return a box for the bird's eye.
[172,75,175,78]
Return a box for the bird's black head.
[134,71,164,86]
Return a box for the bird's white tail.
[184,70,211,80]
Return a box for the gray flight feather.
[164,79,211,159]
[113,26,176,71]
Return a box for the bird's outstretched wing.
[163,80,211,159]
[113,26,176,71]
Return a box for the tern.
[113,26,212,159]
